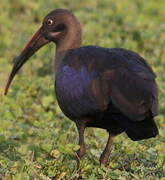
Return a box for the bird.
[5,9,159,165]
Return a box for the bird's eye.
[47,19,53,25]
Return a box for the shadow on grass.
[0,135,22,161]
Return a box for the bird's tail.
[123,115,159,141]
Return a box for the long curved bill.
[4,28,50,95]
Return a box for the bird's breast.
[55,65,100,119]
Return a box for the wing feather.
[88,48,158,121]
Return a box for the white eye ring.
[47,19,53,25]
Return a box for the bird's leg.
[75,120,86,167]
[99,134,115,165]
[76,120,86,158]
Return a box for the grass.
[0,0,165,179]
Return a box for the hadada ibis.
[5,9,159,165]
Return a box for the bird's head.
[4,9,81,95]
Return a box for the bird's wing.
[88,48,158,121]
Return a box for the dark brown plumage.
[5,9,159,165]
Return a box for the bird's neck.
[54,24,82,72]
[56,23,82,52]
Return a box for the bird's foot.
[76,147,86,169]
[99,153,109,165]
[76,147,86,159]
